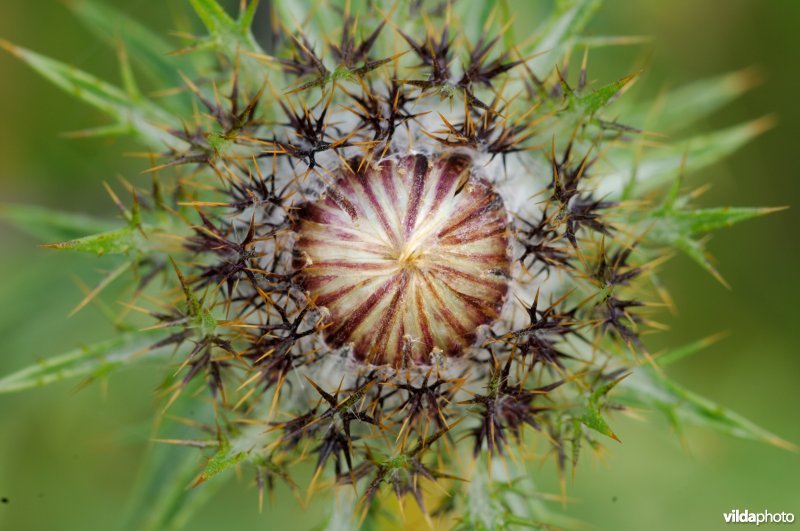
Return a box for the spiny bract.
[0,0,792,529]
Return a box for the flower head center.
[294,152,511,367]
[395,244,424,266]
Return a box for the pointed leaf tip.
[0,204,117,242]
[0,331,169,394]
[1,39,182,149]
[195,440,246,486]
[620,369,798,452]
[579,72,640,115]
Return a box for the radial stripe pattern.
[293,153,511,366]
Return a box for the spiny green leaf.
[627,68,761,133]
[501,515,552,528]
[190,0,261,51]
[0,39,184,150]
[190,423,279,489]
[527,0,602,74]
[0,331,169,394]
[644,196,784,284]
[116,39,141,100]
[239,0,260,33]
[571,418,583,471]
[0,204,118,242]
[580,375,627,442]
[142,456,225,531]
[656,333,729,367]
[42,225,143,255]
[601,117,774,198]
[577,73,638,115]
[573,35,651,48]
[127,448,218,531]
[580,404,618,442]
[68,0,196,113]
[457,1,503,44]
[170,259,218,336]
[126,394,228,531]
[620,368,797,451]
[195,438,246,485]
[674,235,729,287]
[657,206,786,236]
[191,0,238,34]
[456,458,584,531]
[186,0,265,85]
[38,193,152,256]
[64,122,135,140]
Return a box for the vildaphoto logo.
[724,509,796,525]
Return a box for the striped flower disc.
[293,153,511,366]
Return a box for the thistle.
[0,1,793,529]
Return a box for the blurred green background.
[0,1,798,530]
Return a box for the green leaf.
[573,35,651,48]
[628,68,761,133]
[239,0,260,33]
[580,375,626,442]
[620,368,797,451]
[0,39,184,150]
[125,444,222,531]
[527,0,602,74]
[42,224,143,255]
[456,0,500,44]
[68,0,196,113]
[185,0,266,86]
[123,393,228,531]
[601,117,774,198]
[320,489,364,531]
[38,194,153,256]
[673,235,729,286]
[455,456,584,531]
[656,333,728,367]
[170,259,218,336]
[0,331,169,394]
[117,39,141,100]
[0,204,118,242]
[577,73,638,115]
[195,438,246,485]
[580,403,619,442]
[644,191,784,284]
[190,0,238,34]
[65,122,137,141]
[189,0,261,51]
[656,206,785,236]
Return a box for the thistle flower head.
[0,1,792,528]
